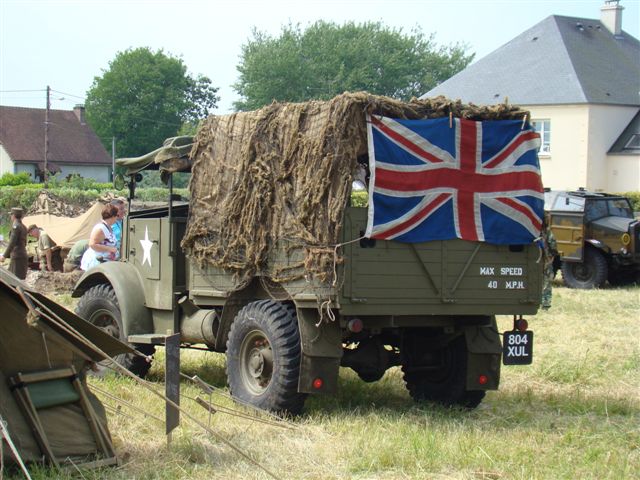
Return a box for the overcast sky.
[1,0,638,114]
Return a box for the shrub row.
[620,191,640,212]
[0,187,189,225]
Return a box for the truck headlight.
[621,233,631,246]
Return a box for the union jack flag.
[365,115,544,244]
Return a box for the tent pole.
[0,415,33,480]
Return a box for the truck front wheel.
[561,248,607,289]
[75,284,153,377]
[402,335,485,409]
[226,300,306,415]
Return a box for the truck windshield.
[585,199,633,221]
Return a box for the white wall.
[586,105,639,192]
[526,104,590,190]
[59,164,111,183]
[0,145,13,175]
[525,104,640,192]
[606,154,640,192]
[14,163,36,178]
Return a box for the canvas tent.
[0,268,133,470]
[22,201,104,249]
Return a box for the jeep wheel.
[75,284,154,377]
[226,300,306,415]
[356,370,385,383]
[402,336,485,409]
[561,249,608,289]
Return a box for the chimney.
[601,0,624,36]
[73,104,86,125]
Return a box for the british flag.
[365,115,544,245]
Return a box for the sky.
[1,0,639,114]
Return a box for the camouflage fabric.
[541,227,557,309]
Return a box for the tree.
[86,47,219,158]
[233,21,474,111]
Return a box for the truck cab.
[545,189,640,288]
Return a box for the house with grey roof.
[0,105,112,182]
[423,0,640,192]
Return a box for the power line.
[51,89,86,100]
[0,89,46,93]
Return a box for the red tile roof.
[0,106,111,166]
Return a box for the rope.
[18,289,281,480]
[41,331,52,369]
[90,384,164,424]
[181,374,299,429]
[0,415,32,480]
[179,393,296,431]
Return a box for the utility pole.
[44,85,50,187]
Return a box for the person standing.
[0,207,29,279]
[110,198,126,259]
[27,224,59,272]
[80,204,119,271]
[541,219,558,310]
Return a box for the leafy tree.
[86,47,219,157]
[233,21,474,111]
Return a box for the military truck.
[72,94,544,414]
[545,189,640,289]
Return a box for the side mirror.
[114,174,126,190]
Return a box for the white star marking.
[140,226,154,267]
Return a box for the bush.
[0,172,33,186]
[618,191,640,212]
[0,186,40,212]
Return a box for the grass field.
[16,284,640,479]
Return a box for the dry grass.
[18,284,640,479]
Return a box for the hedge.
[1,186,638,229]
[0,187,189,226]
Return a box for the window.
[532,119,551,154]
[624,133,640,151]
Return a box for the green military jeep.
[545,189,640,289]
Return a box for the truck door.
[549,212,584,261]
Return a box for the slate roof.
[609,111,640,153]
[423,15,640,106]
[0,106,111,167]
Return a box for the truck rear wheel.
[561,248,607,289]
[402,335,485,409]
[75,284,153,377]
[226,300,306,415]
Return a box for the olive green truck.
[72,97,543,414]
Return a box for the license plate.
[502,331,533,365]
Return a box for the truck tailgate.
[339,207,542,316]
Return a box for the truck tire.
[561,248,608,289]
[357,370,385,383]
[226,300,306,415]
[402,336,485,409]
[75,284,154,378]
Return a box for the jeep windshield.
[585,199,634,221]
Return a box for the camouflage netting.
[182,92,529,288]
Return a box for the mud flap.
[296,308,343,394]
[463,318,502,391]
